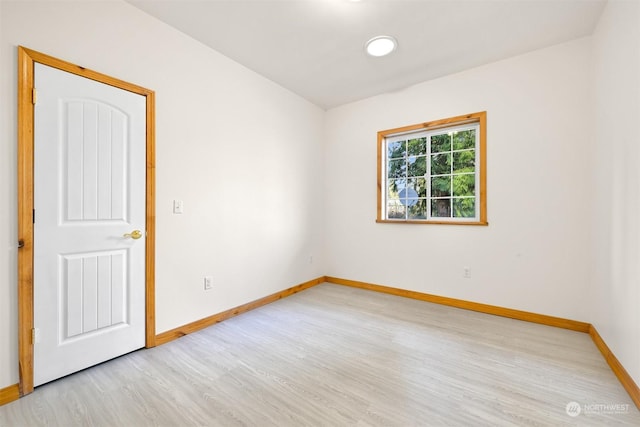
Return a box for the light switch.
[173,200,184,214]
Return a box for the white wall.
[2,0,638,397]
[324,38,594,321]
[591,0,640,387]
[0,0,325,389]
[0,0,20,394]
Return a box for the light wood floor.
[1,283,638,426]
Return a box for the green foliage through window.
[378,112,486,224]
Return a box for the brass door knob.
[124,230,143,240]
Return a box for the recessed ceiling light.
[365,36,397,57]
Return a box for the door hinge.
[33,209,35,224]
[32,88,37,105]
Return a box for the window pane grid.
[383,121,480,222]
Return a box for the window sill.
[376,219,489,226]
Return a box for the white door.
[33,63,146,386]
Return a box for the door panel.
[64,100,128,222]
[62,250,127,338]
[33,63,146,386]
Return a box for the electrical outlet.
[463,267,471,279]
[204,276,213,290]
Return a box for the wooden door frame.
[17,46,156,395]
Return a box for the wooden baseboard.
[155,276,326,345]
[0,383,20,406]
[326,276,590,332]
[589,325,640,410]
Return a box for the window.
[377,112,487,225]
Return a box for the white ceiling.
[127,0,606,109]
